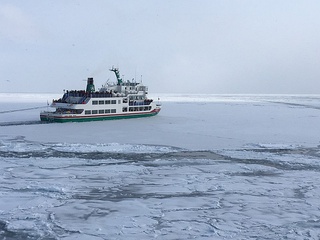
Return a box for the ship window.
[99,110,104,114]
[105,109,110,113]
[92,110,98,114]
[111,109,116,113]
[75,109,84,114]
[123,98,128,103]
[99,100,104,105]
[85,110,91,115]
[105,100,110,104]
[111,100,116,104]
[149,106,151,110]
[118,100,121,104]
[129,107,133,112]
[92,101,98,105]
[122,107,127,112]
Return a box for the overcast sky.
[1,0,320,94]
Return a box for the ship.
[40,67,161,122]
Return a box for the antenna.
[135,68,137,83]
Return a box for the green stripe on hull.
[40,112,159,123]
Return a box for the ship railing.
[55,90,137,104]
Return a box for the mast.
[109,67,123,85]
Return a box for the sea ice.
[1,93,320,239]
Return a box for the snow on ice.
[0,93,320,239]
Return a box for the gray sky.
[1,0,320,94]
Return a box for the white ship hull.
[41,96,161,122]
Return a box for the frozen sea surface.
[0,93,320,239]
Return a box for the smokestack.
[86,77,95,92]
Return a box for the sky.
[1,0,320,94]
